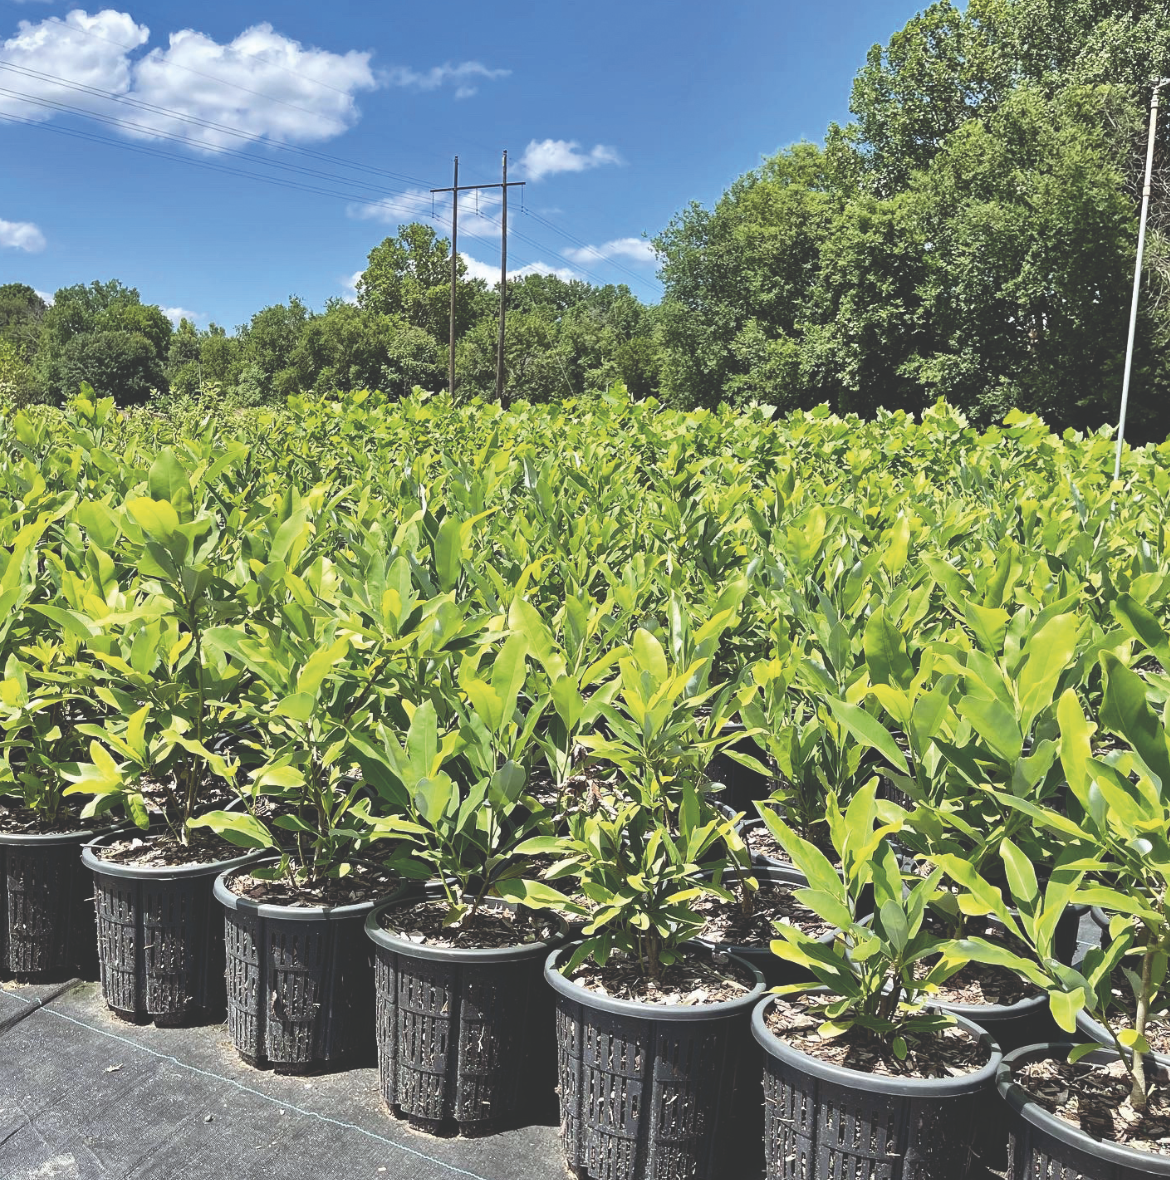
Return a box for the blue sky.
[0,1,927,329]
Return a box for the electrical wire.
[29,13,455,180]
[0,109,414,205]
[523,207,660,290]
[460,205,660,296]
[0,71,431,196]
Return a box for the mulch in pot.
[1090,972,1170,1057]
[1015,1056,1170,1155]
[377,898,561,949]
[563,943,757,1006]
[764,992,990,1079]
[694,880,837,943]
[0,800,118,835]
[224,863,398,907]
[95,827,246,868]
[917,913,1042,1007]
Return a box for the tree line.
[2,1,1168,439]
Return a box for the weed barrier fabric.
[0,979,569,1180]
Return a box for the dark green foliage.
[56,329,168,405]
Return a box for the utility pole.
[431,155,525,402]
[496,149,509,406]
[1115,78,1170,481]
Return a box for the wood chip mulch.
[97,827,246,868]
[745,823,793,865]
[1016,1056,1170,1155]
[225,864,399,908]
[763,994,990,1079]
[565,946,757,1006]
[1094,974,1170,1056]
[0,801,119,835]
[694,880,837,944]
[916,915,1040,1007]
[378,898,562,948]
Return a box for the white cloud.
[461,253,580,285]
[0,11,378,149]
[383,60,509,99]
[160,305,201,325]
[0,9,148,124]
[563,237,655,266]
[520,139,621,182]
[340,269,362,303]
[35,289,54,305]
[348,186,504,240]
[131,23,377,148]
[347,187,434,225]
[0,217,46,251]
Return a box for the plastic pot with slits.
[366,886,567,1136]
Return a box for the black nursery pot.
[545,941,765,1180]
[753,994,1002,1180]
[997,1043,1170,1179]
[693,865,846,988]
[366,891,567,1136]
[83,829,263,1025]
[0,822,120,981]
[215,861,400,1072]
[704,723,772,814]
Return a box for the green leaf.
[957,694,1022,764]
[1100,653,1170,792]
[1048,987,1085,1033]
[632,627,668,683]
[275,693,316,721]
[147,450,194,522]
[1018,614,1080,734]
[494,878,579,912]
[1118,1028,1152,1054]
[414,775,453,826]
[1000,839,1039,906]
[435,516,465,592]
[1113,593,1170,675]
[864,607,914,690]
[187,810,275,850]
[826,698,908,775]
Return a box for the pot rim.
[543,939,765,1022]
[366,888,568,963]
[692,864,840,957]
[752,992,1003,1097]
[214,856,400,920]
[82,825,265,881]
[997,1043,1170,1174]
[0,815,128,848]
[1072,1003,1170,1068]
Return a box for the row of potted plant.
[5,593,1170,1178]
[2,392,1170,1179]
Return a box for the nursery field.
[3,388,1170,1180]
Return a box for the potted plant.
[972,669,1170,1177]
[0,589,118,979]
[544,626,766,1180]
[752,787,1003,1180]
[195,591,404,1071]
[66,450,264,1025]
[352,631,581,1135]
[847,606,1085,1054]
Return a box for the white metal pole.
[1115,81,1168,481]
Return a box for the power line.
[34,14,454,180]
[0,110,409,205]
[0,61,434,191]
[34,17,363,121]
[524,207,661,290]
[462,205,660,296]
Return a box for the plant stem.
[1131,936,1156,1110]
